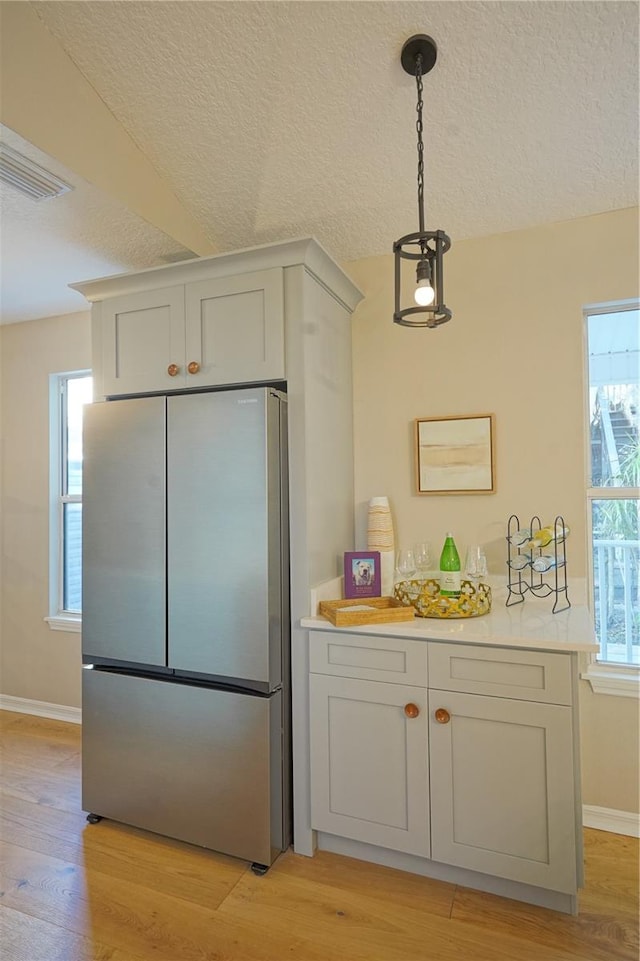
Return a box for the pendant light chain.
[415,54,425,237]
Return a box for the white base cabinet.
[308,629,582,910]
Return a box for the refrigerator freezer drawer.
[82,669,288,867]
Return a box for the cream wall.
[1,208,638,814]
[348,206,639,814]
[1,311,91,708]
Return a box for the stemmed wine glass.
[465,545,488,581]
[395,549,416,583]
[414,542,432,579]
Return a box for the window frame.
[45,370,92,633]
[581,299,640,698]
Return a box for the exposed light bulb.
[414,278,435,306]
[414,257,435,306]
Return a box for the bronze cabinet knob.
[167,364,180,377]
[435,708,451,724]
[187,361,200,375]
[404,703,420,719]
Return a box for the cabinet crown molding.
[70,236,363,313]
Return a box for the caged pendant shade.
[394,34,451,328]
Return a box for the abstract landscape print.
[416,414,495,494]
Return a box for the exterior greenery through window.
[586,305,639,666]
[53,372,92,616]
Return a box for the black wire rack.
[506,514,571,613]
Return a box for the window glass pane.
[588,310,639,487]
[63,502,83,613]
[66,375,92,495]
[591,498,639,664]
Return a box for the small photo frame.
[343,551,381,598]
[415,413,496,495]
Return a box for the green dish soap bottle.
[439,533,461,597]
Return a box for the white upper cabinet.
[185,269,284,389]
[73,238,363,401]
[101,285,186,395]
[99,268,284,396]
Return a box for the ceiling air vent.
[0,143,73,201]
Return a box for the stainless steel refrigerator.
[81,386,291,872]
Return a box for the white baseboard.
[0,694,81,724]
[583,804,640,838]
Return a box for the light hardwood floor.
[0,709,637,961]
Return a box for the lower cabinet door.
[310,675,429,856]
[429,690,577,893]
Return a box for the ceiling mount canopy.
[393,34,451,329]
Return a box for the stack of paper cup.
[367,496,395,596]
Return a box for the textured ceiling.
[1,0,638,323]
[0,126,193,323]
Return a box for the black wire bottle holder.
[506,514,571,613]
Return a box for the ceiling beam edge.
[0,3,217,257]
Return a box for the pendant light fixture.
[393,34,451,327]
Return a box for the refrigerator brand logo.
[237,398,258,404]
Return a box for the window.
[585,304,639,674]
[47,372,92,630]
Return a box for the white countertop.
[301,588,598,654]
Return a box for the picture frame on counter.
[415,413,496,495]
[343,551,381,598]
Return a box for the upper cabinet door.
[184,268,285,387]
[102,286,186,395]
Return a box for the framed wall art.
[415,413,496,495]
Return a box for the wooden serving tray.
[318,597,415,627]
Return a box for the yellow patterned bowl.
[394,578,492,618]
